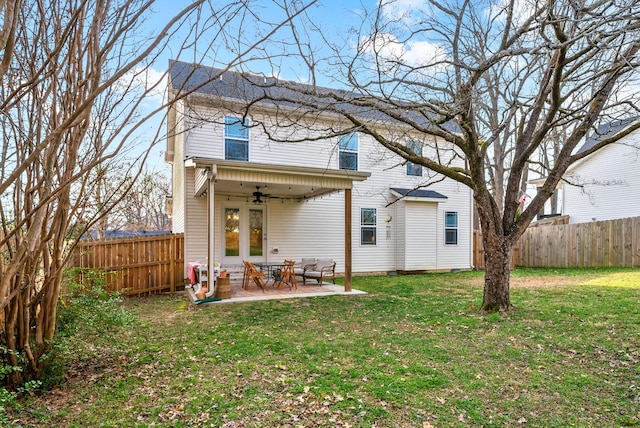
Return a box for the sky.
[136,0,444,174]
[136,0,640,186]
[137,0,378,173]
[128,1,372,172]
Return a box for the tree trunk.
[481,231,515,312]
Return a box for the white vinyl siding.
[171,130,185,234]
[563,137,640,224]
[183,167,209,269]
[185,110,341,169]
[175,107,474,274]
[401,202,437,270]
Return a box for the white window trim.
[445,211,458,245]
[360,207,377,246]
[224,116,250,161]
[339,133,358,171]
[406,140,423,177]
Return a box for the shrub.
[38,268,138,390]
[57,268,138,339]
[0,346,41,424]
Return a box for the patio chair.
[242,261,251,290]
[245,261,267,291]
[303,258,336,284]
[294,258,316,280]
[276,259,297,290]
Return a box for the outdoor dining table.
[254,261,287,286]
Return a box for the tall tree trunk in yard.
[473,171,518,312]
[481,231,514,312]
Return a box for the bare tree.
[121,170,172,231]
[76,165,172,239]
[241,0,640,311]
[0,0,314,387]
[96,167,172,235]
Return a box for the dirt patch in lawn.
[458,274,584,289]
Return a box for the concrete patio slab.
[186,281,367,306]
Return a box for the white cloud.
[133,66,167,103]
[114,66,167,108]
[380,0,432,23]
[487,0,540,26]
[362,32,448,69]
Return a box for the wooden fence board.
[473,216,640,269]
[518,216,640,268]
[69,233,184,296]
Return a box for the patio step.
[219,264,244,284]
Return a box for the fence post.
[170,233,175,294]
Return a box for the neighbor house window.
[406,139,422,176]
[339,133,358,170]
[361,208,377,245]
[224,116,249,161]
[445,211,458,245]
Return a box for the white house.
[561,118,640,224]
[165,61,474,285]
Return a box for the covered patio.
[185,158,371,292]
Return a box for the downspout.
[393,202,398,272]
[469,186,474,269]
[435,203,439,269]
[205,166,217,298]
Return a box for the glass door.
[248,208,264,258]
[224,208,241,258]
[222,205,265,264]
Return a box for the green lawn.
[12,268,640,427]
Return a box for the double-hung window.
[224,116,249,161]
[361,208,377,245]
[339,133,358,170]
[406,139,423,176]
[445,211,458,245]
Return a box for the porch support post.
[208,173,215,274]
[345,187,352,292]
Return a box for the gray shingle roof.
[169,60,458,132]
[390,187,448,199]
[576,116,640,154]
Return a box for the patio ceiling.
[186,158,370,201]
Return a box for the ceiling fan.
[252,186,273,204]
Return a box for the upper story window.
[224,116,249,161]
[339,133,358,170]
[361,208,377,245]
[406,139,423,176]
[445,211,458,245]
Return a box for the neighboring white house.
[561,118,640,224]
[165,61,474,281]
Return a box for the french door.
[222,205,266,265]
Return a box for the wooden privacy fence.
[473,231,520,270]
[519,216,640,268]
[69,233,184,296]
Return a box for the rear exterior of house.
[166,61,474,277]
